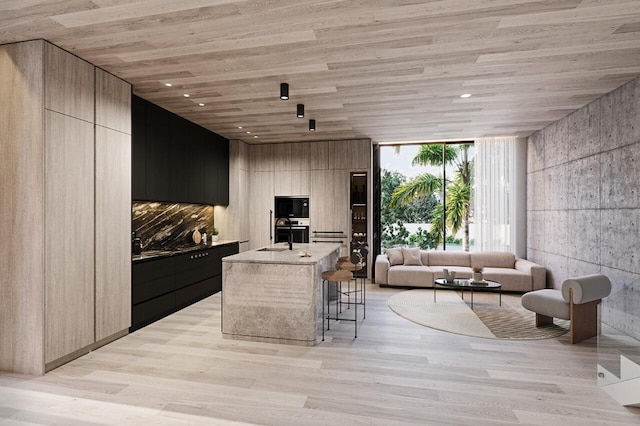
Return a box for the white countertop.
[222,242,341,265]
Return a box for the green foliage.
[381,169,438,248]
[389,143,474,251]
[382,222,410,248]
[407,227,438,249]
[389,173,441,208]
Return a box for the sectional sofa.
[375,249,546,292]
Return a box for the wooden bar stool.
[321,269,357,340]
[336,252,366,318]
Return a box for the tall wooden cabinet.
[95,68,132,342]
[236,139,370,253]
[0,40,131,375]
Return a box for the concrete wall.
[527,76,640,340]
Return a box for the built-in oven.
[275,196,309,218]
[274,217,310,244]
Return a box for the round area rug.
[388,289,569,340]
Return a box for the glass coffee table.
[434,278,501,309]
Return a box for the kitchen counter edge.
[132,240,239,263]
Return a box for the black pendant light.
[309,119,316,132]
[280,83,289,100]
[297,104,304,118]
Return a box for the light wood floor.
[1,284,639,425]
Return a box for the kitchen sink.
[257,247,289,252]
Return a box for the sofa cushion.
[385,248,403,266]
[482,267,532,292]
[427,251,470,267]
[402,247,422,266]
[521,289,570,320]
[388,266,434,288]
[470,252,515,269]
[420,251,429,265]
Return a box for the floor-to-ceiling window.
[380,141,476,252]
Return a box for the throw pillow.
[402,247,423,266]
[385,248,403,266]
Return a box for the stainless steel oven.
[274,218,309,243]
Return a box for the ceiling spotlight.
[183,93,190,98]
[309,119,316,132]
[246,131,251,134]
[460,93,472,98]
[297,104,304,118]
[238,126,243,129]
[164,83,172,87]
[280,83,289,100]
[254,135,258,138]
[198,103,205,106]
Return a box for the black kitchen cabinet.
[168,115,189,201]
[215,138,230,205]
[131,95,229,205]
[131,256,175,305]
[187,125,205,203]
[145,102,171,201]
[131,96,147,200]
[130,242,239,331]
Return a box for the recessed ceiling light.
[460,93,472,98]
[238,126,243,129]
[246,131,251,134]
[198,103,205,106]
[183,93,190,98]
[164,83,172,87]
[254,135,258,138]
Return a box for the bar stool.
[321,269,357,340]
[336,252,366,318]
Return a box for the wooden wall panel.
[44,42,94,122]
[0,40,46,376]
[310,169,350,256]
[250,144,274,172]
[96,68,132,133]
[248,170,274,249]
[309,142,329,170]
[95,126,132,340]
[44,110,95,364]
[215,140,250,245]
[329,139,371,170]
[274,170,310,197]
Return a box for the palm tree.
[390,143,473,251]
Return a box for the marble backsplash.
[132,201,214,251]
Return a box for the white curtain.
[474,136,526,255]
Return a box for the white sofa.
[375,249,546,293]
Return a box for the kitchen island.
[222,243,341,346]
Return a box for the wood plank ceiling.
[2,0,640,144]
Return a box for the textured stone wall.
[527,77,640,340]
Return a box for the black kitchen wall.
[133,201,214,251]
[132,95,229,205]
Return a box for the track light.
[280,83,289,100]
[297,104,304,118]
[309,119,316,132]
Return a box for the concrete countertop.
[222,242,341,265]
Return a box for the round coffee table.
[434,278,502,309]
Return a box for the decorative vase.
[443,269,456,283]
[473,271,483,282]
[211,235,219,242]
